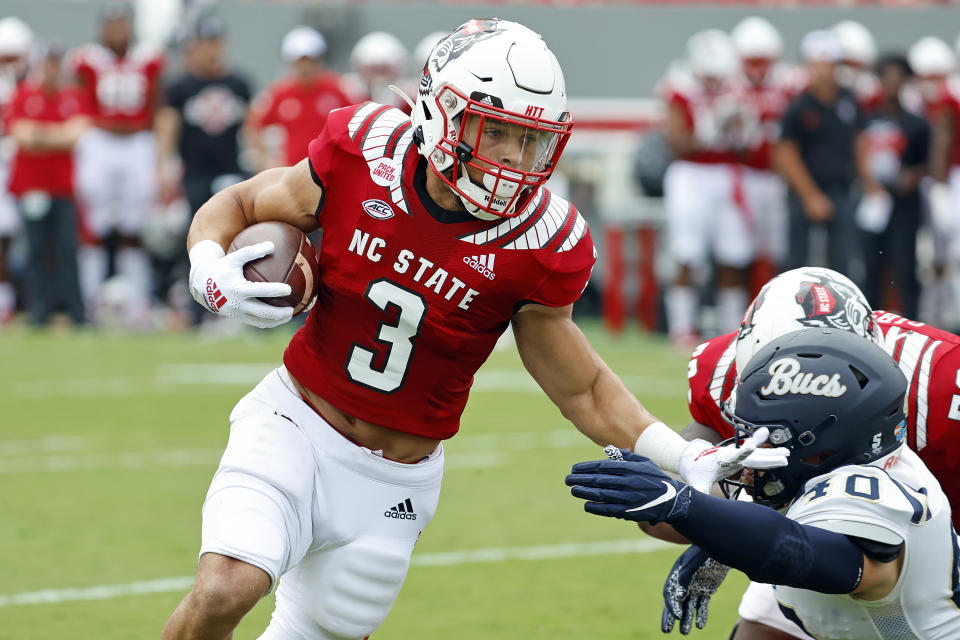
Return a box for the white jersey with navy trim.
[774,448,960,639]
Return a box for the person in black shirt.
[154,14,251,319]
[776,30,882,279]
[858,55,929,319]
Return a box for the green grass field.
[0,321,747,639]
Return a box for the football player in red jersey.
[67,2,165,324]
[661,30,755,345]
[730,17,801,285]
[657,266,960,638]
[161,20,788,640]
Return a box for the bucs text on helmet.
[735,267,883,377]
[720,328,908,510]
[412,19,572,220]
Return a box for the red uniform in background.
[6,82,88,197]
[68,42,163,132]
[686,310,960,525]
[284,103,596,439]
[250,73,352,167]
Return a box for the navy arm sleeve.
[666,489,864,594]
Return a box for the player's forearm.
[187,186,253,251]
[667,489,863,594]
[774,141,821,200]
[564,364,659,448]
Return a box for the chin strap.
[388,84,416,111]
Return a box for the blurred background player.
[246,25,351,172]
[858,54,929,320]
[730,16,796,288]
[343,30,413,113]
[68,1,165,326]
[776,30,880,278]
[662,29,753,345]
[0,16,34,324]
[910,36,957,328]
[832,19,882,110]
[6,42,89,327]
[154,12,251,320]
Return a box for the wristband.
[633,421,688,474]
[188,240,226,267]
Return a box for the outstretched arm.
[566,452,902,599]
[512,303,658,449]
[513,305,788,489]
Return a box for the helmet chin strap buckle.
[456,141,474,162]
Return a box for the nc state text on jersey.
[348,229,480,310]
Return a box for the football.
[228,221,320,316]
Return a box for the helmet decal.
[793,273,873,338]
[433,20,500,72]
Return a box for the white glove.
[188,239,294,329]
[678,427,789,494]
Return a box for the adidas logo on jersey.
[760,357,848,398]
[385,498,417,520]
[464,254,496,280]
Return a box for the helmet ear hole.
[849,365,869,389]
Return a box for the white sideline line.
[0,429,602,474]
[0,538,674,607]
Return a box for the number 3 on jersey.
[346,279,427,393]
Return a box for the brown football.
[228,221,319,316]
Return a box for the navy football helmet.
[720,328,907,510]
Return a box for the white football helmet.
[0,16,33,57]
[686,29,739,80]
[735,267,883,376]
[731,17,783,61]
[412,19,571,220]
[351,31,409,83]
[831,20,877,68]
[908,36,954,77]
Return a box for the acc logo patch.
[369,158,401,187]
[362,199,395,220]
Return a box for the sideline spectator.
[247,26,351,171]
[154,13,251,318]
[0,16,34,324]
[7,43,90,326]
[776,30,880,278]
[343,31,412,113]
[859,55,929,319]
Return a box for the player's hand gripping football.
[661,545,730,635]
[678,427,788,494]
[188,240,294,328]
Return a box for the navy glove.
[565,450,691,524]
[661,545,730,635]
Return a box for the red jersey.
[251,73,353,166]
[283,103,596,440]
[659,67,743,165]
[67,43,164,131]
[6,82,88,197]
[737,64,802,171]
[687,311,960,524]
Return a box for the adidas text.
[385,498,417,520]
[464,255,496,280]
